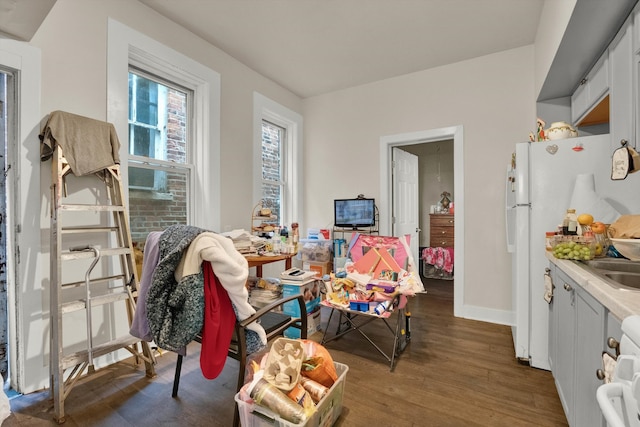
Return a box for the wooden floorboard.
[3,278,568,426]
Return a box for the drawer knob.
[563,283,572,292]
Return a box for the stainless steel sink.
[581,258,640,290]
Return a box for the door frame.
[379,126,464,317]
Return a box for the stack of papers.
[222,229,265,254]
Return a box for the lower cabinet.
[550,265,605,427]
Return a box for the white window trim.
[0,40,47,393]
[107,19,221,230]
[253,93,303,228]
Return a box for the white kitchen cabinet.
[574,283,605,427]
[610,12,634,152]
[571,53,609,125]
[552,267,576,424]
[550,265,606,427]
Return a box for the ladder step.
[60,247,132,261]
[61,225,120,234]
[61,335,143,370]
[61,274,128,289]
[60,292,131,314]
[57,204,125,212]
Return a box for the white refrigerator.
[506,134,640,370]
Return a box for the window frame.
[253,92,303,229]
[107,19,221,230]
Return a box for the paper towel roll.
[569,173,621,223]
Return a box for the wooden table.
[244,253,296,276]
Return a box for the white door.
[392,148,419,267]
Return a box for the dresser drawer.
[430,214,454,227]
[429,236,454,247]
[429,214,454,248]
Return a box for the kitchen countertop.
[546,251,640,321]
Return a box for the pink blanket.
[421,247,454,274]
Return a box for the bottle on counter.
[545,232,556,251]
[562,209,578,235]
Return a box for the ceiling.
[139,0,545,98]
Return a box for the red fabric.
[200,261,237,379]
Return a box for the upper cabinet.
[610,12,634,152]
[571,3,640,152]
[571,54,609,126]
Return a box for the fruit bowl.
[552,235,596,261]
[609,238,640,261]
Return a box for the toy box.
[235,362,349,427]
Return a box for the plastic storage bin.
[235,362,349,427]
[297,239,333,263]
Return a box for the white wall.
[302,46,536,320]
[31,0,303,233]
[18,0,303,392]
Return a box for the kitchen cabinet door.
[574,287,606,427]
[610,13,634,152]
[554,268,576,425]
[571,54,609,125]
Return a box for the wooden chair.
[171,293,308,427]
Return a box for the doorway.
[379,126,464,317]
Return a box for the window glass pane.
[262,121,282,181]
[128,165,189,243]
[261,120,284,222]
[261,182,281,223]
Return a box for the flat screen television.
[334,198,376,229]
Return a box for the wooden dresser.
[429,213,454,247]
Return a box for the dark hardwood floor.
[4,278,568,426]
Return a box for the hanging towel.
[543,273,553,304]
[39,110,121,176]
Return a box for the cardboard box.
[281,278,322,318]
[303,261,332,278]
[284,309,321,339]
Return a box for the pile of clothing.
[130,224,267,379]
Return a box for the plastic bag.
[299,340,338,388]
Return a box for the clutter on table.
[322,234,424,315]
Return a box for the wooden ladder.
[48,144,156,423]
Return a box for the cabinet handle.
[563,283,572,291]
[441,231,446,234]
[596,369,606,380]
[580,78,588,85]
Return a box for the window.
[127,70,193,243]
[261,120,285,222]
[253,93,303,230]
[108,19,221,247]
